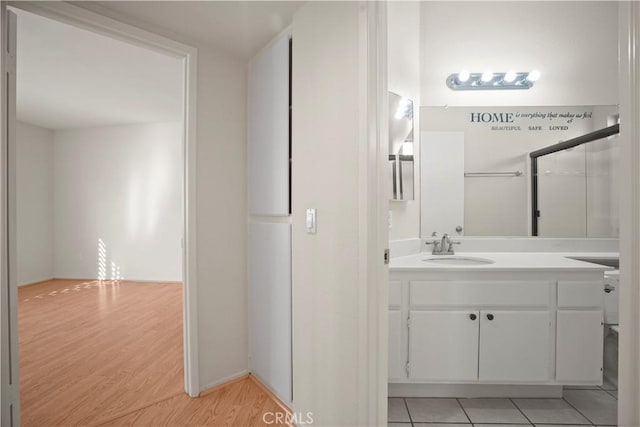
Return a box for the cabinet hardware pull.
[486,313,494,321]
[469,313,477,320]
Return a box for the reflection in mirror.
[420,105,619,237]
[389,92,414,201]
[533,123,620,237]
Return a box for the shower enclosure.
[530,123,620,237]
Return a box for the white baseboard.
[17,277,55,287]
[199,369,249,394]
[250,371,294,409]
[389,383,563,398]
[52,277,182,284]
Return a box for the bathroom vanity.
[388,252,611,396]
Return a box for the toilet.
[603,270,619,388]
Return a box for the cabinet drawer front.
[558,281,603,309]
[389,281,402,308]
[410,281,550,307]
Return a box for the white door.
[556,310,604,383]
[409,310,479,381]
[1,7,19,426]
[479,310,551,382]
[388,310,404,380]
[420,131,464,237]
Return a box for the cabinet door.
[388,310,404,380]
[248,222,292,402]
[556,310,603,383]
[409,310,479,381]
[479,311,551,382]
[248,36,290,215]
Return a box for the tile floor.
[389,385,618,427]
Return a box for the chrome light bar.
[446,70,540,91]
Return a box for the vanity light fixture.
[446,70,541,91]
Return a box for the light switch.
[388,210,393,229]
[306,208,317,234]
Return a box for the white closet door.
[249,222,292,402]
[248,36,290,216]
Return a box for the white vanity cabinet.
[389,265,606,390]
[405,280,552,383]
[408,309,552,383]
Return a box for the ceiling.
[15,8,184,130]
[81,1,304,61]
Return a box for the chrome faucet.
[428,232,461,255]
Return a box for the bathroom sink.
[422,256,495,266]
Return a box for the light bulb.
[504,70,517,83]
[527,69,541,82]
[458,70,470,82]
[481,71,493,82]
[394,97,411,120]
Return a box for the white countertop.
[389,252,617,272]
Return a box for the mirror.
[389,92,414,201]
[419,105,619,238]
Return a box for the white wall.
[16,121,54,285]
[53,122,183,282]
[388,1,421,240]
[292,2,373,424]
[420,1,619,107]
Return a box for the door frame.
[1,1,200,416]
[363,1,389,423]
[1,5,18,425]
[617,2,640,425]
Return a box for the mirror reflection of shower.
[532,123,620,237]
[389,92,415,201]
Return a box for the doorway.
[385,1,635,426]
[1,2,199,425]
